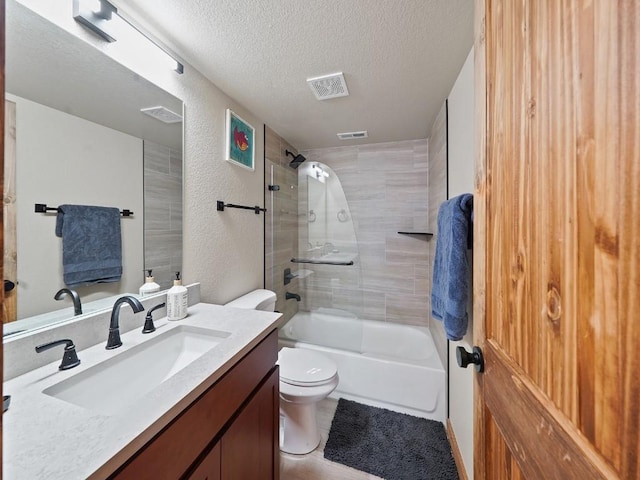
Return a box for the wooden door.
[474,1,639,479]
[1,0,5,471]
[3,99,16,323]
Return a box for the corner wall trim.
[446,418,469,480]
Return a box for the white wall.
[446,47,475,479]
[19,0,268,305]
[11,94,143,318]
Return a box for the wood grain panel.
[3,100,16,323]
[477,0,639,478]
[1,0,5,472]
[484,341,616,479]
[472,0,487,478]
[485,410,525,480]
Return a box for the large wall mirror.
[4,0,183,336]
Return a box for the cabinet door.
[221,367,279,480]
[187,443,220,480]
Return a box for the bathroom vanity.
[3,303,281,479]
[110,331,279,479]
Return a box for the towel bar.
[397,231,433,237]
[291,258,354,266]
[216,200,266,214]
[35,203,133,217]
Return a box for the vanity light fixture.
[73,0,184,74]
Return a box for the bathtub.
[278,309,446,422]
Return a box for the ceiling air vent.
[140,106,183,124]
[337,131,368,140]
[307,72,349,100]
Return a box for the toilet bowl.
[278,347,338,454]
[225,289,339,454]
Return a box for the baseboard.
[446,418,469,480]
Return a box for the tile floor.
[279,398,383,480]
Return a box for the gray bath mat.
[324,398,458,480]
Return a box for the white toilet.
[277,346,338,454]
[225,289,339,455]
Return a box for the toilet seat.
[278,347,338,387]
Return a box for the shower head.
[285,149,306,169]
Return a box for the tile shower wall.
[144,140,183,290]
[264,126,300,322]
[427,104,448,366]
[301,140,430,326]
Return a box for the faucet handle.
[35,339,81,370]
[143,302,166,334]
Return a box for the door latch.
[456,346,484,373]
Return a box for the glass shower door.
[266,162,300,321]
[277,161,365,353]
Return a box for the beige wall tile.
[297,139,431,327]
[144,141,183,289]
[386,293,431,325]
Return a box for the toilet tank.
[225,289,277,312]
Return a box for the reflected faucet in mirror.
[106,296,145,350]
[54,288,82,316]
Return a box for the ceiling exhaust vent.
[140,106,183,124]
[307,72,349,100]
[337,131,368,140]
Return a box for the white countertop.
[3,303,281,479]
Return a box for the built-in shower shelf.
[398,231,433,237]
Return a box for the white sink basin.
[43,325,230,415]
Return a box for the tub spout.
[285,292,301,302]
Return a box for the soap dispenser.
[139,270,160,297]
[166,272,188,321]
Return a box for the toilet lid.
[278,347,338,386]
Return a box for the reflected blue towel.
[431,194,473,341]
[55,204,123,287]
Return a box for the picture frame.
[225,109,255,171]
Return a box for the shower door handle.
[456,346,484,373]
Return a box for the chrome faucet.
[54,288,82,316]
[106,296,145,350]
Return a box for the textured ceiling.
[118,0,474,149]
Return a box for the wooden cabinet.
[187,443,221,480]
[110,330,279,480]
[186,367,280,480]
[221,367,279,479]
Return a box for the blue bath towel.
[55,204,123,287]
[431,194,473,341]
